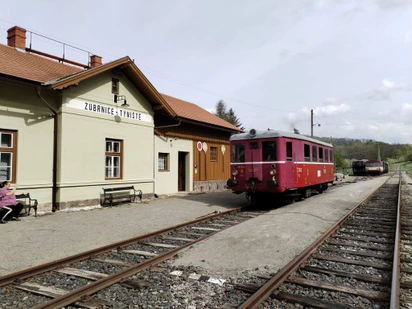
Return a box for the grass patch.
[401,162,412,178]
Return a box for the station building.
[0,26,240,212]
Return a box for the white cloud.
[404,31,412,44]
[382,79,396,89]
[402,104,412,112]
[324,97,339,103]
[315,103,351,116]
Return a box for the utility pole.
[311,109,320,138]
[377,144,381,161]
[311,109,313,137]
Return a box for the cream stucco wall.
[154,135,193,195]
[0,81,55,208]
[56,72,156,207]
[1,70,197,211]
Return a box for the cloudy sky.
[1,0,411,144]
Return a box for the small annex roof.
[230,129,333,147]
[0,44,83,83]
[161,94,241,132]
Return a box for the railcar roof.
[230,129,333,147]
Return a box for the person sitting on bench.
[0,181,23,223]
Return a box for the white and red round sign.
[197,141,203,151]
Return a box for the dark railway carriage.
[227,129,335,203]
[383,161,389,174]
[352,159,367,176]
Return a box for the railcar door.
[284,140,297,187]
[245,141,262,182]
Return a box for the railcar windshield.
[262,141,277,161]
[232,143,245,162]
[353,161,366,167]
[366,161,382,167]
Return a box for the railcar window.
[319,147,324,162]
[233,144,245,163]
[262,141,277,161]
[286,142,292,161]
[325,149,329,162]
[250,142,258,149]
[330,150,334,162]
[312,145,317,162]
[304,144,310,162]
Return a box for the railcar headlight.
[269,169,276,176]
[232,169,238,176]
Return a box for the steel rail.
[0,207,244,287]
[237,175,393,309]
[390,167,401,309]
[32,233,210,309]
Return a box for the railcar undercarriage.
[245,183,330,205]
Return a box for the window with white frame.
[105,139,123,179]
[0,130,17,182]
[158,153,169,171]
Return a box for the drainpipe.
[36,87,58,212]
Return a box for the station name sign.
[66,98,152,123]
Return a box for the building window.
[304,144,310,162]
[158,153,169,171]
[0,130,17,182]
[105,139,123,179]
[312,145,317,162]
[112,78,119,95]
[262,141,276,161]
[210,147,217,162]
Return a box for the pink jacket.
[0,188,17,207]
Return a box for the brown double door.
[178,152,187,191]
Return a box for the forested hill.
[314,136,412,161]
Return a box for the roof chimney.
[90,55,102,68]
[7,26,26,50]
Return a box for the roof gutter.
[154,118,182,129]
[35,87,58,212]
[178,118,239,133]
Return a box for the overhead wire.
[0,18,295,113]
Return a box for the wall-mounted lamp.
[114,94,129,107]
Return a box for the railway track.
[1,173,408,308]
[0,207,267,308]
[234,170,404,308]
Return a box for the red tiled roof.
[161,94,240,132]
[0,44,83,83]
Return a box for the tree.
[215,100,228,121]
[214,100,244,131]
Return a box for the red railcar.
[365,160,384,175]
[227,129,335,203]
